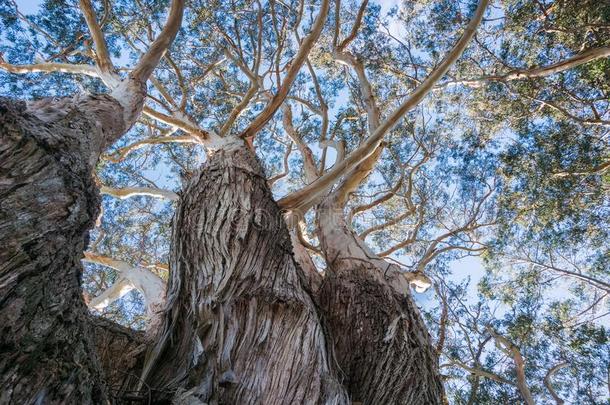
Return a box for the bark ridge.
[143,147,348,404]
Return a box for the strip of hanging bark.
[141,146,347,403]
[316,199,444,404]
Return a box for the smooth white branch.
[83,253,166,323]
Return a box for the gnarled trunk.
[316,200,445,404]
[143,146,347,404]
[0,97,129,403]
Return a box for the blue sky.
[10,0,487,309]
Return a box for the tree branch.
[278,0,489,210]
[79,0,115,77]
[544,362,568,405]
[240,0,330,139]
[105,134,198,163]
[100,185,178,201]
[487,327,535,405]
[443,46,610,88]
[84,253,166,322]
[0,57,98,77]
[130,0,185,82]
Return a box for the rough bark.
[89,316,148,402]
[0,97,130,403]
[142,146,347,404]
[316,200,445,404]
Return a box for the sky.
[9,0,487,312]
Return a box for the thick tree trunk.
[0,97,129,403]
[316,201,445,404]
[143,146,347,404]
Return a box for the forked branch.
[278,0,489,210]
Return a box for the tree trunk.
[143,146,348,404]
[0,96,129,403]
[316,200,445,404]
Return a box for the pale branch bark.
[443,46,610,88]
[278,0,489,211]
[83,253,166,321]
[526,95,610,127]
[324,54,397,203]
[4,0,185,132]
[444,359,515,386]
[165,54,190,111]
[100,185,179,201]
[376,206,426,257]
[334,50,380,133]
[346,140,427,224]
[150,76,180,111]
[220,82,259,136]
[336,0,369,51]
[380,185,493,264]
[516,257,610,292]
[79,0,115,78]
[319,139,346,164]
[349,172,405,220]
[487,327,535,405]
[287,220,323,293]
[544,362,568,405]
[240,0,330,139]
[267,142,293,186]
[130,0,185,83]
[331,34,384,204]
[144,105,209,137]
[281,103,318,182]
[0,57,98,77]
[553,160,610,177]
[88,277,135,311]
[359,208,415,240]
[105,134,199,163]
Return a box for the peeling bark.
[143,146,347,404]
[0,98,125,403]
[316,201,445,404]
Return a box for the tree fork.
[142,145,348,404]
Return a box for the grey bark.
[142,146,348,404]
[0,95,137,404]
[316,200,445,404]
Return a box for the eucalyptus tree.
[1,0,609,404]
[0,0,184,401]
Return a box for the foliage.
[1,0,608,402]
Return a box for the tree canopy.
[1,0,608,403]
